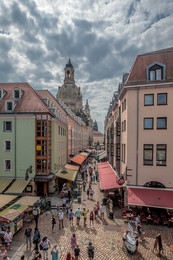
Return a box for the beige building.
[105,47,173,208]
[93,130,104,147]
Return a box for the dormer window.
[5,100,14,112]
[13,88,22,99]
[146,62,166,82]
[0,89,5,100]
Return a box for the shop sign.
[118,177,125,185]
[16,219,23,231]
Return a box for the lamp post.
[32,208,39,229]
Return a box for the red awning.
[127,187,173,209]
[70,154,86,165]
[98,162,122,190]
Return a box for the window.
[144,94,154,106]
[156,69,161,80]
[156,144,166,166]
[3,121,12,132]
[5,141,11,151]
[14,89,20,99]
[116,143,120,161]
[5,160,11,171]
[6,101,13,111]
[121,144,126,163]
[157,93,167,105]
[157,117,167,129]
[144,118,154,129]
[58,126,60,135]
[143,144,153,165]
[146,62,166,81]
[122,99,126,112]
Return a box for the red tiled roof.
[0,83,50,113]
[125,47,173,86]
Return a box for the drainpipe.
[15,116,17,179]
[136,89,139,185]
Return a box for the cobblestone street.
[12,166,173,260]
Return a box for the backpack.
[88,247,94,257]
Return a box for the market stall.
[0,203,29,234]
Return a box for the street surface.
[11,162,173,259]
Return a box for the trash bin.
[102,198,107,205]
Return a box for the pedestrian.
[95,172,98,182]
[90,211,94,228]
[122,231,129,247]
[51,244,59,260]
[157,234,164,256]
[66,252,72,260]
[32,251,42,260]
[82,208,87,227]
[57,204,60,216]
[87,188,90,200]
[92,175,95,183]
[21,256,25,260]
[66,203,70,216]
[33,228,40,251]
[86,172,88,182]
[71,234,76,258]
[90,189,94,200]
[87,242,95,260]
[74,245,80,260]
[51,215,56,231]
[96,201,100,215]
[68,190,71,202]
[135,215,140,230]
[93,205,98,220]
[136,222,145,241]
[75,208,82,226]
[40,237,50,260]
[62,197,66,210]
[0,247,7,259]
[4,229,13,250]
[58,210,64,229]
[83,181,86,191]
[100,204,104,220]
[69,208,74,227]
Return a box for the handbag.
[39,243,43,250]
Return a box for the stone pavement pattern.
[12,161,173,259]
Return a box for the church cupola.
[64,57,75,84]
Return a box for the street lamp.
[32,207,39,229]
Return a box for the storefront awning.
[80,152,89,157]
[0,203,28,222]
[0,179,14,193]
[127,187,173,209]
[57,168,78,182]
[0,195,17,209]
[99,151,107,160]
[65,164,80,171]
[70,154,86,165]
[16,196,40,207]
[5,179,30,194]
[98,162,122,190]
[34,173,55,182]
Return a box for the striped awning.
[0,195,17,209]
[5,179,30,194]
[0,179,13,193]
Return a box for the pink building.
[105,48,173,208]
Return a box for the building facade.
[105,47,173,206]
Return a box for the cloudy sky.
[0,0,173,132]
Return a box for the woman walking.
[69,209,74,227]
[93,205,98,220]
[51,245,58,260]
[71,234,76,259]
[40,237,50,260]
[90,211,94,228]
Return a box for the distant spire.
[66,57,73,68]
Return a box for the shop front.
[0,203,29,234]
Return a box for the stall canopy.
[0,179,13,193]
[98,151,107,160]
[127,187,173,209]
[65,164,80,171]
[5,179,30,194]
[57,168,78,182]
[0,195,17,209]
[16,196,40,207]
[70,154,86,165]
[80,152,89,158]
[98,162,122,190]
[0,203,28,222]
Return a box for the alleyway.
[12,161,173,259]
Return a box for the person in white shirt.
[4,229,13,250]
[100,205,105,220]
[58,210,64,229]
[40,237,50,260]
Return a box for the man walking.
[58,210,64,229]
[75,208,82,226]
[24,226,32,249]
[100,204,105,220]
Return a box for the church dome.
[66,58,73,68]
